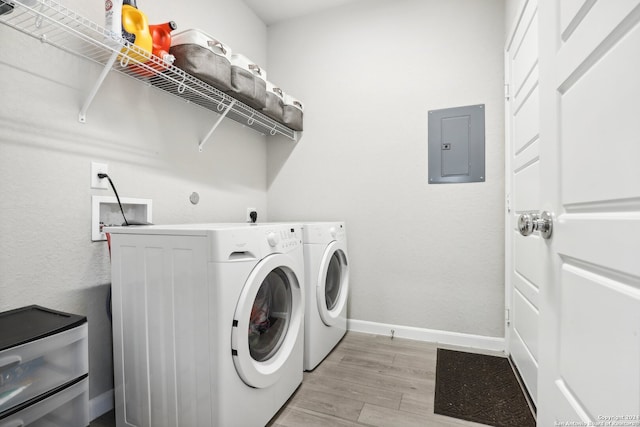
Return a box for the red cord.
[106,232,112,260]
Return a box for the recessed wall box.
[91,196,152,241]
[428,104,485,184]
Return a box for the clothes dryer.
[302,222,349,371]
[107,223,304,427]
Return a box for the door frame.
[503,0,530,362]
[504,0,540,409]
[504,47,513,358]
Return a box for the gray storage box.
[169,29,232,92]
[263,81,284,122]
[227,53,267,110]
[283,93,304,131]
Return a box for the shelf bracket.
[198,100,236,152]
[78,50,119,123]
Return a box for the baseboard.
[347,318,505,352]
[90,388,114,421]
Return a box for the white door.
[505,0,541,406]
[536,1,640,424]
[231,253,303,389]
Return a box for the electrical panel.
[428,104,485,184]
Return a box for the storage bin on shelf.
[0,0,41,16]
[0,2,14,15]
[227,53,267,110]
[283,93,304,131]
[169,29,233,92]
[263,81,285,122]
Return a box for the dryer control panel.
[302,222,347,245]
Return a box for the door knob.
[518,211,553,239]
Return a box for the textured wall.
[0,0,268,404]
[266,0,506,337]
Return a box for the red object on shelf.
[129,21,177,77]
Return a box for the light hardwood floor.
[92,332,502,426]
[267,332,494,426]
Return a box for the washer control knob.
[329,227,337,238]
[267,232,278,247]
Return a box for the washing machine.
[107,223,304,427]
[302,222,349,371]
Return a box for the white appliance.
[107,223,305,427]
[302,222,349,371]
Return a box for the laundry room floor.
[91,332,515,426]
[267,332,496,426]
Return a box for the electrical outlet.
[246,207,257,223]
[91,162,108,189]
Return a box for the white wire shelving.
[0,0,298,149]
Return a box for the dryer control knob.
[267,232,278,247]
[329,227,337,238]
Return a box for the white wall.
[0,0,267,407]
[266,0,506,338]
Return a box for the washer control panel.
[264,226,301,251]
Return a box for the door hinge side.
[505,308,511,326]
[504,83,510,100]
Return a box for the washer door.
[231,253,302,389]
[317,240,349,326]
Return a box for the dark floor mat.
[434,349,535,427]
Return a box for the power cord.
[97,172,130,226]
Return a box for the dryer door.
[231,253,303,389]
[317,240,349,326]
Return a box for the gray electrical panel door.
[428,104,485,184]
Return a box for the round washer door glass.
[317,240,349,327]
[231,253,303,389]
[249,268,291,362]
[325,253,342,311]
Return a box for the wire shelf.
[0,0,298,143]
